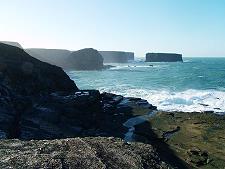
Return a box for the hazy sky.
[1,0,225,57]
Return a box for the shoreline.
[0,43,224,168]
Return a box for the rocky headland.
[26,48,112,70]
[146,53,183,62]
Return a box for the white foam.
[123,111,156,142]
[99,88,225,114]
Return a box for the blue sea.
[67,57,225,114]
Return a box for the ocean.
[67,57,225,114]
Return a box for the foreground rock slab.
[0,137,170,169]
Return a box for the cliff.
[126,52,135,61]
[99,51,134,63]
[68,48,104,70]
[0,41,23,49]
[0,43,77,95]
[25,48,72,68]
[146,53,183,62]
[26,48,107,70]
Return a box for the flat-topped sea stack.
[26,48,71,68]
[0,41,23,49]
[99,51,134,63]
[68,48,104,70]
[146,53,183,62]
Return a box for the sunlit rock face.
[99,51,134,63]
[0,41,23,49]
[68,48,104,70]
[146,53,183,62]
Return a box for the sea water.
[67,57,225,114]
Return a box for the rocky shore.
[0,42,224,169]
[0,43,172,168]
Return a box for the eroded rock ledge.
[0,137,170,169]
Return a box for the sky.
[0,0,225,57]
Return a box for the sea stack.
[68,48,104,70]
[145,53,183,62]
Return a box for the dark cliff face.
[25,48,72,68]
[146,53,183,62]
[99,51,134,63]
[0,43,78,95]
[68,48,103,70]
[0,41,23,49]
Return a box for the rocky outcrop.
[146,53,183,62]
[68,48,103,70]
[0,43,77,95]
[0,41,23,49]
[0,137,170,169]
[25,48,72,68]
[0,43,157,140]
[99,51,134,63]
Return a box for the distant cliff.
[25,48,71,68]
[26,48,106,70]
[126,52,135,60]
[146,53,183,62]
[99,51,134,63]
[0,41,23,49]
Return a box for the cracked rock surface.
[0,137,170,169]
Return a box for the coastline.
[0,43,224,168]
